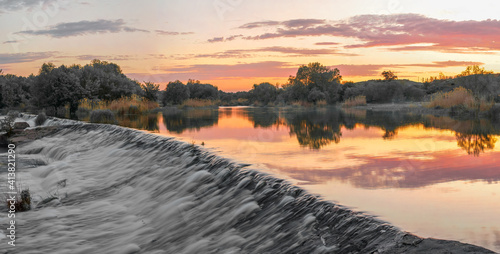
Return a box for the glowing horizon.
[2,0,500,92]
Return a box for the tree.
[186,79,219,100]
[31,63,86,113]
[457,65,494,77]
[307,88,326,103]
[381,70,397,81]
[286,62,342,103]
[141,82,160,101]
[249,82,278,105]
[163,80,189,105]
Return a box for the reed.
[78,95,159,115]
[427,87,493,111]
[182,99,219,107]
[343,95,367,107]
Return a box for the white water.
[0,117,494,253]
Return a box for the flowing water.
[0,108,498,253]
[145,106,500,252]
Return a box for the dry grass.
[426,87,494,111]
[182,99,219,107]
[316,100,327,106]
[79,95,159,115]
[343,95,367,107]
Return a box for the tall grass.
[315,100,327,106]
[79,95,159,115]
[427,87,493,111]
[182,99,219,107]
[343,95,367,107]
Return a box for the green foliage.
[90,109,116,124]
[381,70,398,81]
[141,82,160,102]
[187,79,219,100]
[249,82,278,105]
[0,111,17,136]
[285,62,342,104]
[163,80,190,105]
[307,88,326,103]
[31,64,84,113]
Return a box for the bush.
[56,106,67,118]
[90,109,116,124]
[35,112,47,126]
[0,111,17,136]
[44,107,56,117]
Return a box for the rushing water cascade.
[0,117,494,253]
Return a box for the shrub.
[56,106,67,118]
[90,109,116,124]
[404,85,426,101]
[35,112,47,126]
[44,107,56,117]
[0,111,17,136]
[343,95,367,107]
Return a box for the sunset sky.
[2,0,500,91]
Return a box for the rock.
[14,121,30,130]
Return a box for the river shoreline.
[1,116,496,253]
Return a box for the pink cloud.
[237,14,500,53]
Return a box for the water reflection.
[116,114,159,132]
[154,107,500,156]
[138,107,500,252]
[284,110,342,149]
[162,109,219,134]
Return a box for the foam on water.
[0,117,494,253]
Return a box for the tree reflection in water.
[156,106,500,155]
[162,109,219,134]
[456,132,497,156]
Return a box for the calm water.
[119,106,500,252]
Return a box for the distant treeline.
[162,62,500,106]
[1,60,499,114]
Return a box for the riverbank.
[0,117,495,253]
